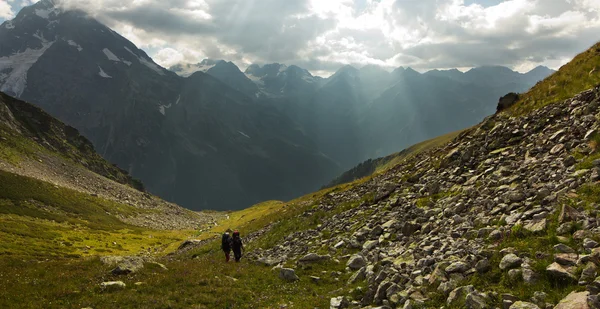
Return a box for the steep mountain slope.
[0,0,340,210]
[0,90,215,259]
[512,42,600,114]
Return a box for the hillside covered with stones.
[247,85,600,308]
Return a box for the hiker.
[231,230,244,262]
[221,231,232,262]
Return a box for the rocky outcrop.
[249,86,600,308]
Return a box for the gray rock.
[522,268,538,284]
[438,281,457,295]
[109,256,145,275]
[402,222,421,236]
[554,244,575,253]
[178,239,204,250]
[555,253,578,266]
[279,268,299,282]
[330,296,349,309]
[524,219,546,233]
[465,291,489,309]
[509,301,541,309]
[348,267,366,284]
[500,254,523,270]
[347,255,367,270]
[447,285,475,305]
[445,261,469,273]
[370,226,384,238]
[564,156,577,167]
[584,238,599,249]
[298,253,330,264]
[579,262,597,285]
[546,262,577,283]
[554,291,590,309]
[100,281,126,289]
[508,269,523,281]
[476,259,491,273]
[551,144,565,155]
[363,240,379,251]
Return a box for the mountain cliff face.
[0,0,339,210]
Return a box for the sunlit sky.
[1,0,600,76]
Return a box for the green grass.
[511,41,600,115]
[0,243,363,309]
[377,130,464,172]
[0,124,45,164]
[0,170,193,257]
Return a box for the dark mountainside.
[0,0,553,210]
[0,0,339,210]
[0,91,142,189]
[0,90,211,230]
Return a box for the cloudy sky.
[1,0,600,76]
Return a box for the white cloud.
[0,0,14,19]
[6,0,600,75]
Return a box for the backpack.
[231,236,242,250]
[221,233,231,250]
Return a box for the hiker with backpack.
[221,230,232,262]
[231,230,244,262]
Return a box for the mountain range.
[0,0,555,210]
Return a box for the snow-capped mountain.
[244,63,322,97]
[0,0,341,210]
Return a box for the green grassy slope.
[511,41,600,114]
[0,170,193,258]
[0,92,144,190]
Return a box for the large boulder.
[446,261,469,274]
[347,254,367,270]
[500,254,523,270]
[100,256,145,275]
[279,268,299,282]
[297,253,330,264]
[509,302,540,309]
[465,291,489,309]
[554,291,590,309]
[330,296,349,309]
[546,262,577,283]
[447,285,475,305]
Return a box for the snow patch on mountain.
[197,63,217,72]
[32,31,50,43]
[301,74,315,83]
[175,95,181,105]
[102,48,120,62]
[238,131,250,139]
[158,103,172,115]
[67,40,83,52]
[35,9,52,19]
[4,21,14,29]
[139,57,164,75]
[98,66,111,78]
[245,74,265,86]
[0,41,54,97]
[123,46,164,75]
